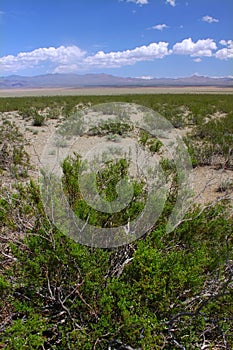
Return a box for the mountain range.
[0,73,232,89]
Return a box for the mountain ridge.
[0,73,232,89]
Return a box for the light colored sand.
[2,109,232,208]
[1,86,233,97]
[191,166,233,206]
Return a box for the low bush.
[32,112,45,126]
[0,154,232,349]
[0,94,232,349]
[0,121,30,178]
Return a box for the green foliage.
[138,129,149,146]
[88,120,132,137]
[1,93,232,121]
[185,113,233,167]
[1,184,232,348]
[3,312,47,350]
[32,112,45,126]
[62,153,146,227]
[139,129,163,153]
[0,275,10,298]
[0,120,30,177]
[0,94,233,349]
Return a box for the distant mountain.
[0,73,232,89]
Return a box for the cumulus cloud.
[1,38,231,74]
[219,39,230,46]
[152,24,168,31]
[215,40,233,60]
[84,42,170,68]
[0,45,86,73]
[202,15,219,23]
[172,38,217,57]
[166,0,176,7]
[0,42,170,73]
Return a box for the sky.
[0,0,232,78]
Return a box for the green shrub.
[0,94,232,349]
[32,112,45,126]
[62,154,146,227]
[139,129,163,153]
[0,121,30,177]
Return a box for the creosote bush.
[0,121,30,178]
[0,94,232,349]
[32,112,45,126]
[62,154,146,228]
[0,167,232,349]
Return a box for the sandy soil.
[2,108,232,210]
[1,86,233,97]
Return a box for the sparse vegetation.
[0,120,30,178]
[139,130,163,154]
[88,120,132,137]
[216,179,233,193]
[0,94,232,349]
[32,112,45,127]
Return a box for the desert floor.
[1,86,233,97]
[1,106,232,209]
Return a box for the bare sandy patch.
[191,166,233,206]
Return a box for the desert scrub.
[0,93,233,117]
[0,120,30,178]
[0,184,232,349]
[0,93,233,349]
[88,120,133,137]
[61,154,146,228]
[32,112,45,126]
[139,129,163,153]
[216,179,233,192]
[184,113,233,168]
[46,106,62,119]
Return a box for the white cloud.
[152,24,168,31]
[138,75,154,79]
[166,0,176,7]
[172,38,217,57]
[193,58,202,62]
[202,15,219,23]
[219,40,227,46]
[219,39,232,46]
[122,0,149,5]
[0,45,86,73]
[215,40,233,60]
[54,64,79,74]
[1,38,231,75]
[84,42,170,68]
[0,42,170,73]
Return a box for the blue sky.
[0,0,232,78]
